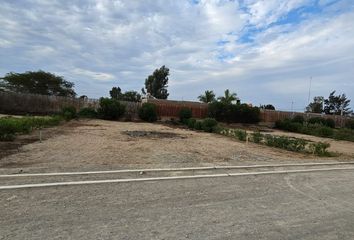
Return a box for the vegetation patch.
[138,103,158,122]
[97,98,126,120]
[208,101,260,124]
[0,116,62,141]
[275,117,354,142]
[179,108,192,124]
[78,107,98,118]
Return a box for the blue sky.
[0,0,353,111]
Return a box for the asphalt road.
[1,170,354,240]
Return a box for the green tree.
[121,91,141,102]
[142,65,169,99]
[109,87,122,100]
[218,89,238,104]
[306,96,324,113]
[198,90,216,103]
[324,91,352,115]
[109,87,141,102]
[260,104,275,110]
[0,70,76,97]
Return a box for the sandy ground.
[1,119,353,174]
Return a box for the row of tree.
[197,89,239,104]
[0,68,352,116]
[0,66,171,102]
[306,91,352,115]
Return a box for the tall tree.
[218,89,238,104]
[109,87,122,100]
[0,70,76,97]
[324,91,352,115]
[143,66,169,99]
[306,96,324,113]
[198,90,216,103]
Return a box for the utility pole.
[307,76,312,105]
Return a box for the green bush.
[264,135,306,152]
[61,106,77,121]
[251,131,263,143]
[201,118,218,132]
[234,129,247,141]
[292,115,304,124]
[208,102,260,123]
[307,117,335,128]
[312,126,334,138]
[345,119,354,130]
[179,108,192,124]
[97,98,126,120]
[276,119,303,132]
[138,103,157,122]
[194,120,203,130]
[78,107,97,118]
[0,116,62,141]
[309,142,330,156]
[324,118,335,128]
[212,125,224,134]
[0,133,15,141]
[333,128,354,142]
[187,118,196,129]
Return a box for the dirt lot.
[1,119,353,174]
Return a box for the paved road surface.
[1,170,354,239]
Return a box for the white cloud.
[0,0,353,110]
[72,68,115,81]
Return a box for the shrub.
[264,135,306,152]
[333,128,354,142]
[187,118,196,129]
[275,119,303,133]
[308,117,335,128]
[194,120,203,130]
[292,115,304,124]
[345,119,354,130]
[78,107,97,118]
[308,117,326,125]
[308,142,330,156]
[287,138,307,152]
[138,103,157,122]
[251,131,263,143]
[0,116,62,141]
[201,118,218,132]
[312,126,334,138]
[0,119,17,141]
[212,125,224,134]
[0,133,15,141]
[61,106,77,121]
[324,118,335,128]
[234,129,247,141]
[97,98,126,120]
[179,108,192,124]
[208,102,260,124]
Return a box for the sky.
[0,0,353,111]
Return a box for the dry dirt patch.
[0,119,352,173]
[122,130,186,139]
